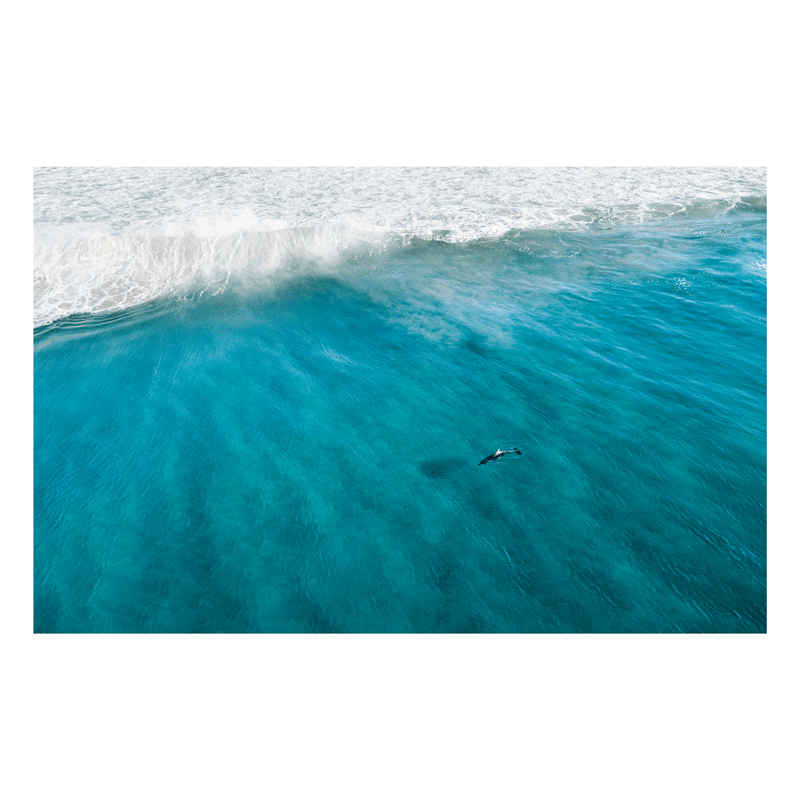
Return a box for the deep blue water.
[34,209,766,632]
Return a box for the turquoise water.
[34,191,766,632]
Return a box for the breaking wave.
[33,164,766,327]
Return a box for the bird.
[479,447,522,465]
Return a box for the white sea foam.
[33,225,387,326]
[34,167,766,325]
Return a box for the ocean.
[33,167,767,633]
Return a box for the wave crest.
[33,226,386,327]
[33,195,766,327]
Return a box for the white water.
[34,167,766,326]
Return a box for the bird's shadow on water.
[418,456,470,479]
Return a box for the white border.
[10,3,794,798]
